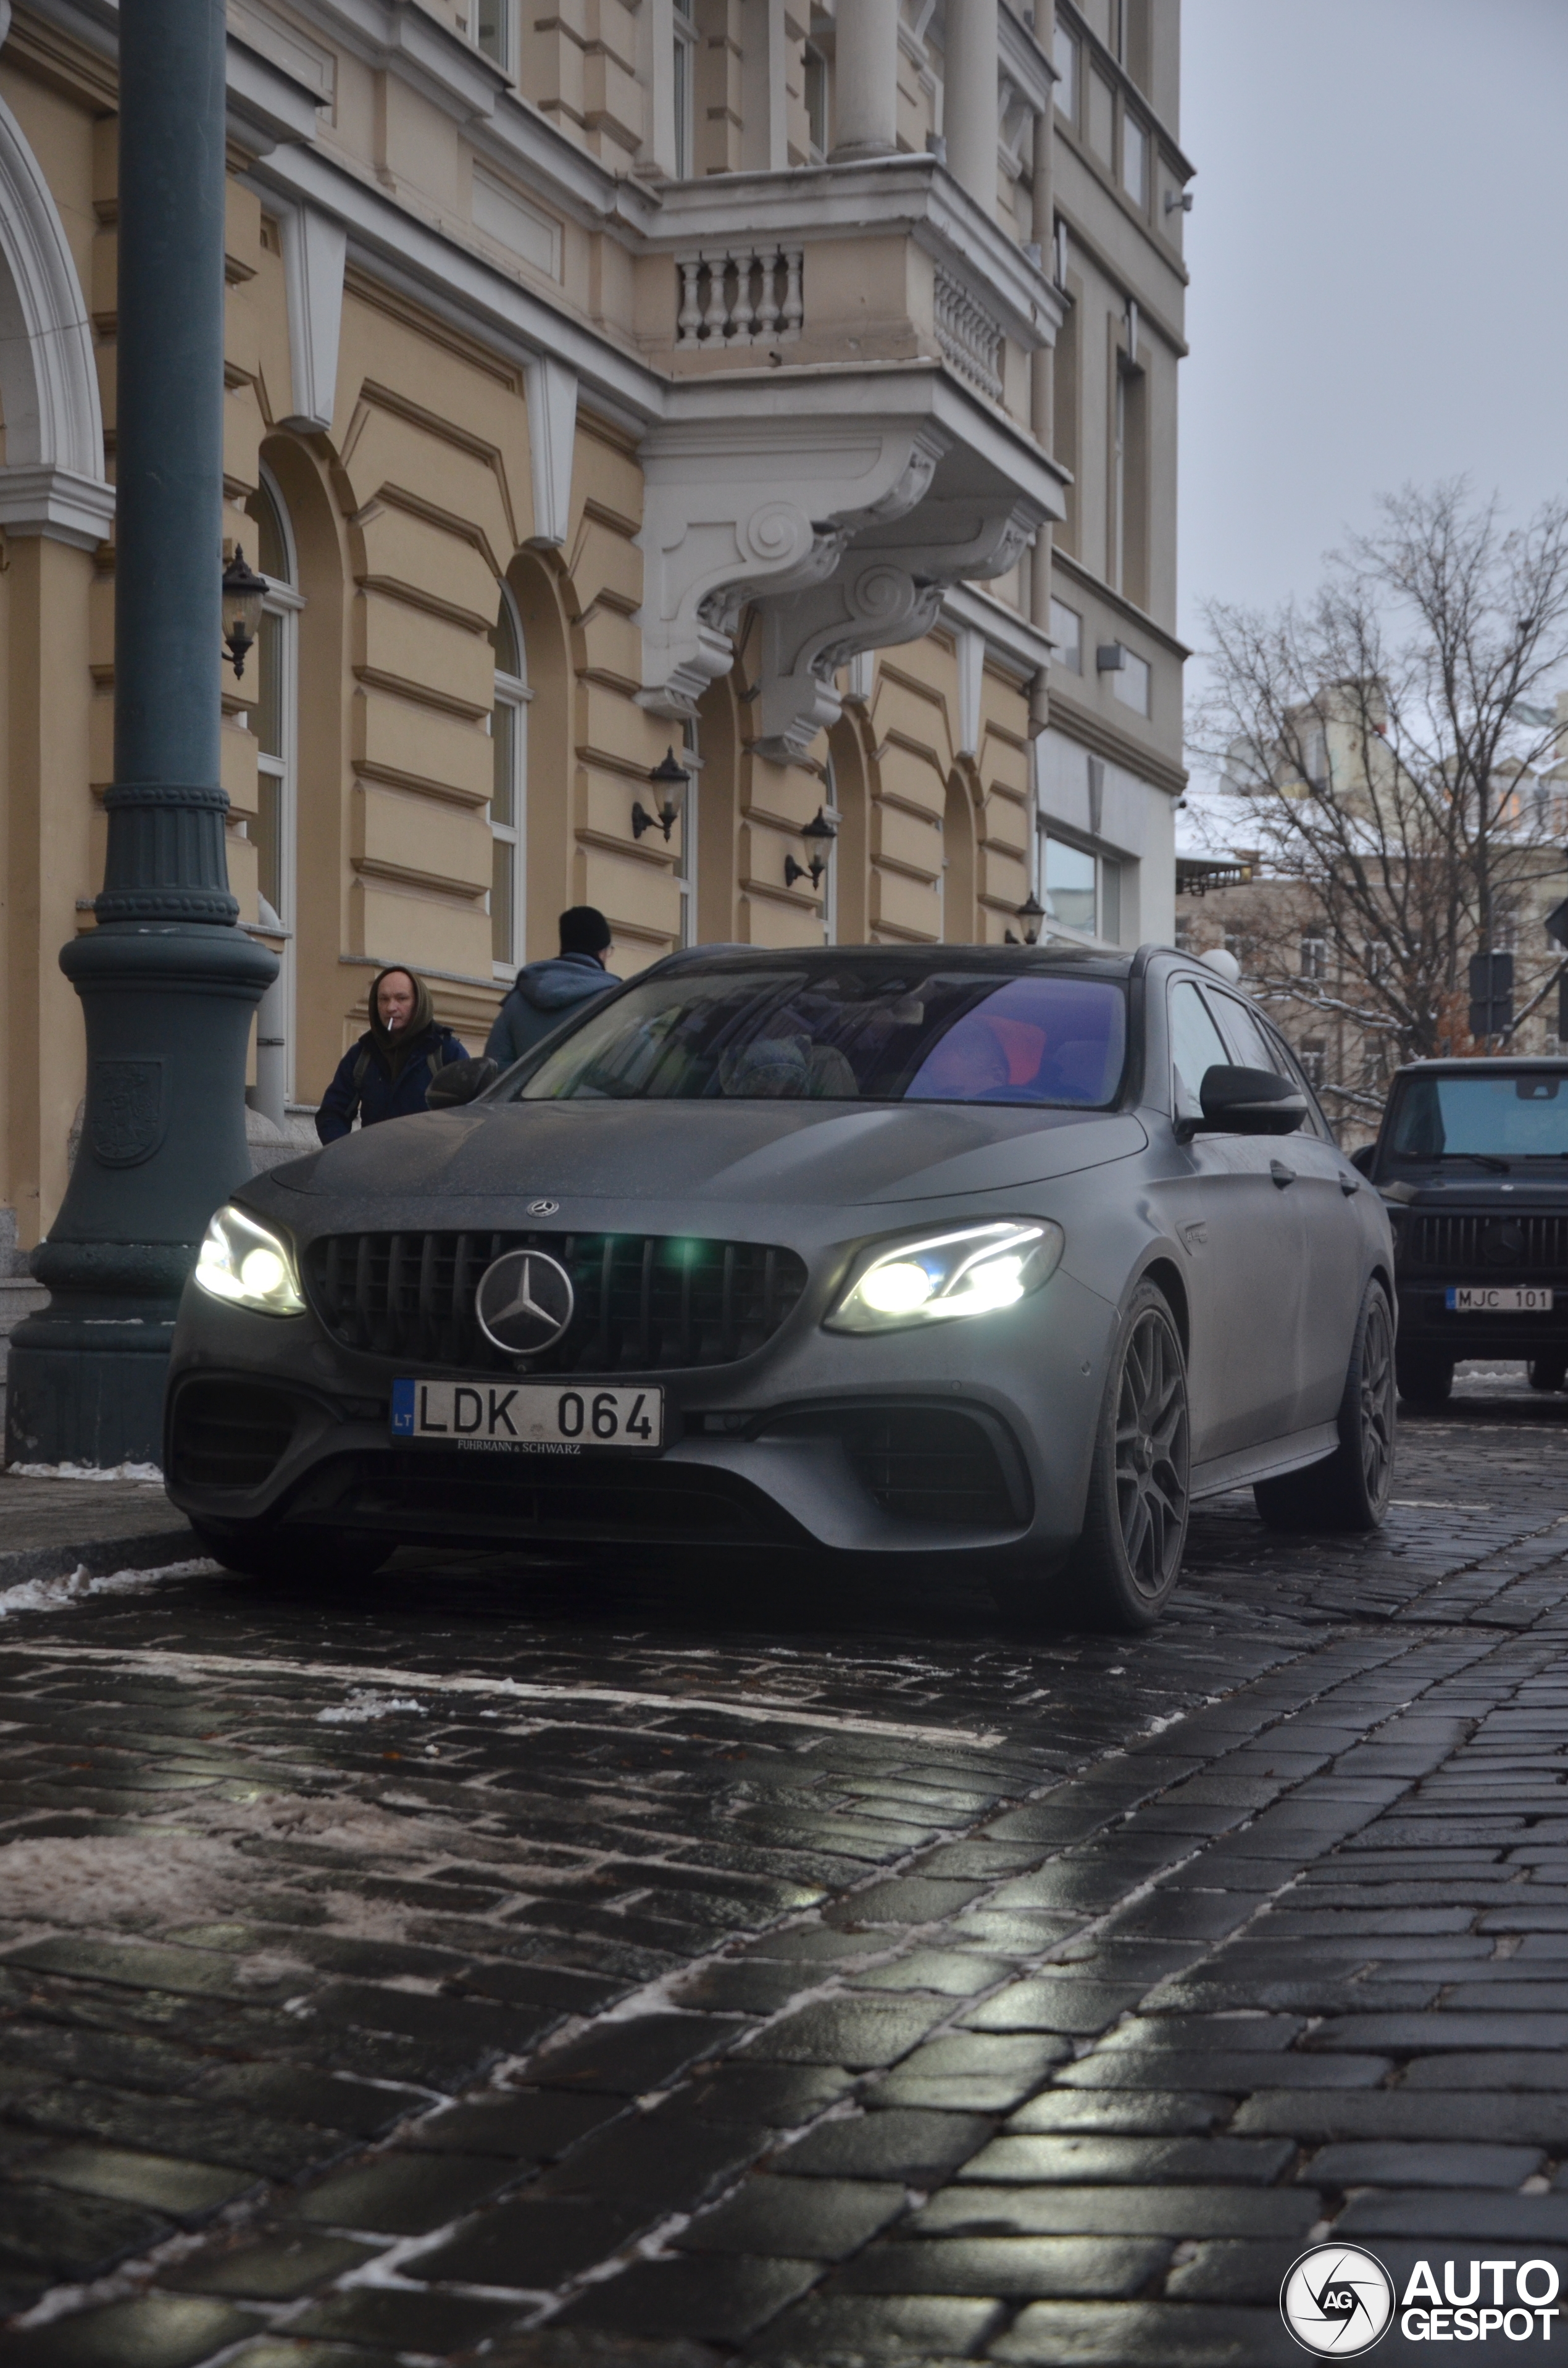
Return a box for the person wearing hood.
[315,966,469,1144]
[485,906,621,1068]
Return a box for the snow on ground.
[0,1558,214,1621]
[8,1461,165,1483]
[317,1688,428,1723]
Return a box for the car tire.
[1254,1281,1396,1534]
[1396,1349,1453,1408]
[1528,1357,1567,1392]
[1012,1280,1191,1633]
[192,1520,393,1582]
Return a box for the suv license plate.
[1445,1286,1554,1313]
[392,1379,664,1450]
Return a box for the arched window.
[490,591,528,974]
[245,467,301,1102]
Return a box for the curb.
[0,1528,199,1590]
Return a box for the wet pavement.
[3,1373,1568,2364]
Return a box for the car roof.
[1392,1057,1568,1077]
[649,943,1138,982]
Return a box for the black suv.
[1354,1057,1568,1405]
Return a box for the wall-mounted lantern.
[221,546,268,680]
[785,805,837,890]
[633,747,690,841]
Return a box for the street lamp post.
[4,0,276,1468]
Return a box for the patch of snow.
[9,1460,164,1483]
[0,1557,212,1621]
[316,1689,428,1725]
[0,1831,257,1927]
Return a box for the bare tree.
[1190,480,1568,1065]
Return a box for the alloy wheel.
[1359,1291,1396,1503]
[1114,1308,1190,1600]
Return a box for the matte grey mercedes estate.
[164,944,1397,1628]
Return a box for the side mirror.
[1196,1063,1307,1136]
[427,1056,499,1110]
[1349,1144,1377,1176]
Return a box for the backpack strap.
[342,1044,372,1130]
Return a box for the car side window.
[1168,981,1233,1115]
[1259,1021,1334,1141]
[1209,992,1279,1077]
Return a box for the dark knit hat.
[559,906,612,956]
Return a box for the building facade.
[0,0,1190,1252]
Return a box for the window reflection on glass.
[675,715,698,948]
[1054,22,1077,123]
[489,590,527,973]
[673,0,696,177]
[1122,114,1147,206]
[1043,836,1097,933]
[491,700,517,965]
[475,0,509,66]
[804,44,827,156]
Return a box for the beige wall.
[0,0,1186,1242]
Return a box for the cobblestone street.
[4,1378,1568,2366]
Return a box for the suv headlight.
[827,1220,1064,1334]
[194,1205,306,1316]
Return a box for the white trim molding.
[523,354,577,547]
[277,201,347,432]
[0,84,112,545]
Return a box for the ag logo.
[1281,2245,1395,2356]
[475,1248,574,1355]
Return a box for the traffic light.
[1469,950,1514,1040]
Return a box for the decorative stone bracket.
[751,486,1046,764]
[635,411,950,719]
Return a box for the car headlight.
[826,1220,1064,1334]
[194,1205,306,1316]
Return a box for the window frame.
[489,588,530,979]
[675,713,700,948]
[672,0,698,178]
[472,0,514,73]
[248,464,302,1101]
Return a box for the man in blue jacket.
[316,967,468,1143]
[486,906,622,1068]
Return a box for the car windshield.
[1387,1071,1568,1163]
[512,968,1127,1107]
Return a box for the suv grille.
[303,1231,808,1373]
[1401,1212,1568,1273]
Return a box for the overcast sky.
[1177,0,1568,666]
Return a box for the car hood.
[266,1100,1148,1210]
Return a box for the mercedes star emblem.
[527,1198,560,1216]
[475,1248,574,1355]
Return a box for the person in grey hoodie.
[485,906,622,1067]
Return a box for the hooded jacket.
[316,969,469,1142]
[485,952,621,1068]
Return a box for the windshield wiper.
[1442,1153,1512,1172]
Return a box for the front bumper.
[1395,1276,1568,1361]
[163,1255,1117,1562]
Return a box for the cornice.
[1054,0,1194,180]
[247,138,665,432]
[1051,547,1191,659]
[1046,683,1187,798]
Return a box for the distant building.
[0,0,1190,1251]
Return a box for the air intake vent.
[170,1382,299,1489]
[304,1231,808,1373]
